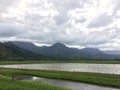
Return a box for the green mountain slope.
[0,43,11,58]
[0,42,46,60]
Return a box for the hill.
[0,42,46,60]
[11,41,116,60]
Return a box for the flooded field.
[0,63,120,75]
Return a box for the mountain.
[13,42,76,58]
[12,41,39,52]
[103,50,120,55]
[0,42,11,58]
[51,43,67,48]
[2,41,117,60]
[0,42,46,60]
[11,41,115,60]
[79,48,108,59]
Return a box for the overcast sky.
[0,0,120,50]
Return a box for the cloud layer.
[0,0,120,50]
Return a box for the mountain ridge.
[103,50,120,55]
[0,41,120,60]
[0,42,46,60]
[10,41,118,60]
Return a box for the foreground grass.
[0,60,120,64]
[0,75,70,90]
[0,68,120,88]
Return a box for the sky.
[0,0,120,50]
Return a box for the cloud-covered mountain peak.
[51,42,67,48]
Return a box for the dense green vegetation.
[0,68,120,88]
[0,75,70,90]
[0,42,46,60]
[0,60,120,65]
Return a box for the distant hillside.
[0,42,46,60]
[103,50,120,55]
[0,42,11,58]
[11,41,117,60]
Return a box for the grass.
[0,68,120,88]
[0,75,70,90]
[0,60,120,64]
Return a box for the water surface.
[0,63,120,74]
[12,75,119,90]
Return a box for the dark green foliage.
[0,60,120,65]
[0,42,46,60]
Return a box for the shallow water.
[35,77,119,90]
[0,63,120,74]
[12,75,120,90]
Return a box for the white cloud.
[0,22,24,37]
[0,0,120,50]
[88,14,114,28]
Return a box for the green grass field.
[0,75,70,90]
[0,60,120,64]
[0,68,120,88]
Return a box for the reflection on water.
[12,75,119,90]
[0,63,120,74]
[36,77,119,90]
